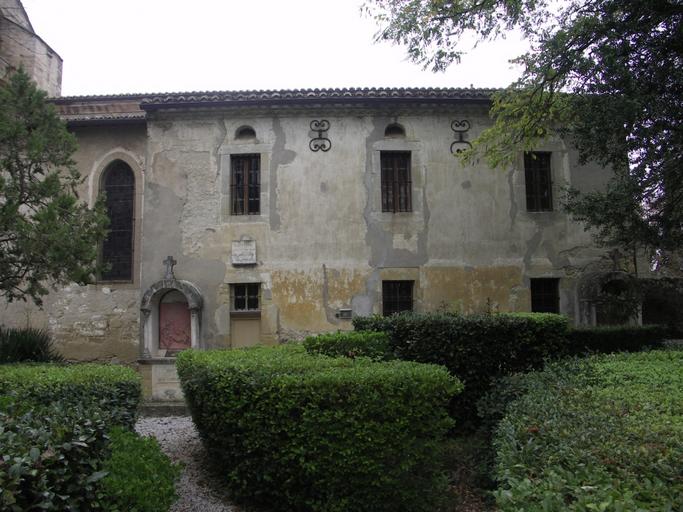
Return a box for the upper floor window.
[231,154,260,215]
[382,280,414,316]
[381,151,412,213]
[530,278,560,313]
[100,160,134,281]
[524,152,553,211]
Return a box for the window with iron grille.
[381,151,412,212]
[382,280,413,316]
[231,283,260,312]
[100,161,134,281]
[530,278,560,313]
[524,152,553,211]
[231,154,260,215]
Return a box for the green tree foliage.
[0,69,108,304]
[366,0,683,251]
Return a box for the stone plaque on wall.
[232,239,257,266]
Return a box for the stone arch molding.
[140,279,203,358]
[87,148,144,208]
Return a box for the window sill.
[230,310,261,319]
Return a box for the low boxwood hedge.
[493,349,683,511]
[303,330,392,360]
[177,345,461,512]
[0,363,144,511]
[100,427,181,512]
[567,324,667,354]
[353,312,570,426]
[0,363,140,428]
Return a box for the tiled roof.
[52,87,498,123]
[140,87,497,109]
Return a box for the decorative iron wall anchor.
[450,120,472,154]
[309,120,331,152]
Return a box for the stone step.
[139,400,189,417]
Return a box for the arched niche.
[140,279,203,358]
[235,125,257,140]
[384,123,406,138]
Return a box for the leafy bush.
[0,401,111,511]
[353,312,570,426]
[0,326,63,363]
[493,349,683,511]
[177,345,461,512]
[0,363,141,428]
[303,330,392,360]
[567,324,667,354]
[100,427,181,512]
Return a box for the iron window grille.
[382,280,414,316]
[231,283,260,312]
[381,151,412,213]
[100,161,134,281]
[231,154,261,215]
[530,278,560,313]
[524,152,553,212]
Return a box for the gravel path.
[135,416,241,512]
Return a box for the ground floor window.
[530,278,560,313]
[231,283,260,312]
[382,280,413,316]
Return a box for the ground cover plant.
[493,349,683,511]
[0,362,177,511]
[177,345,461,512]
[567,324,666,354]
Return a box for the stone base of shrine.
[138,358,183,401]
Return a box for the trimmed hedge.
[303,330,392,360]
[353,312,570,426]
[493,349,683,511]
[0,364,143,511]
[0,326,63,363]
[0,363,141,428]
[567,324,666,354]
[100,427,181,512]
[177,345,461,512]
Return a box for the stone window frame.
[370,137,425,224]
[382,280,414,316]
[89,149,144,288]
[230,153,261,215]
[230,282,262,319]
[219,135,272,223]
[530,277,560,313]
[524,151,553,212]
[380,151,412,213]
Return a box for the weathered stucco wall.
[140,106,609,347]
[0,124,146,362]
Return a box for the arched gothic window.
[100,161,135,281]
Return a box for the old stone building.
[2,1,635,400]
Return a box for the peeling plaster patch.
[352,268,380,317]
[270,118,297,231]
[322,264,340,325]
[507,168,517,229]
[523,229,544,271]
[461,180,472,189]
[393,233,417,252]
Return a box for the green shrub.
[0,326,63,363]
[353,312,570,427]
[567,324,667,354]
[0,363,141,428]
[0,401,111,511]
[100,427,181,512]
[493,349,683,511]
[303,330,392,360]
[177,345,461,512]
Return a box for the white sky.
[21,0,529,97]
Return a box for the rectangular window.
[524,152,553,211]
[381,151,412,212]
[530,278,560,314]
[382,280,414,316]
[231,154,260,215]
[231,283,260,312]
